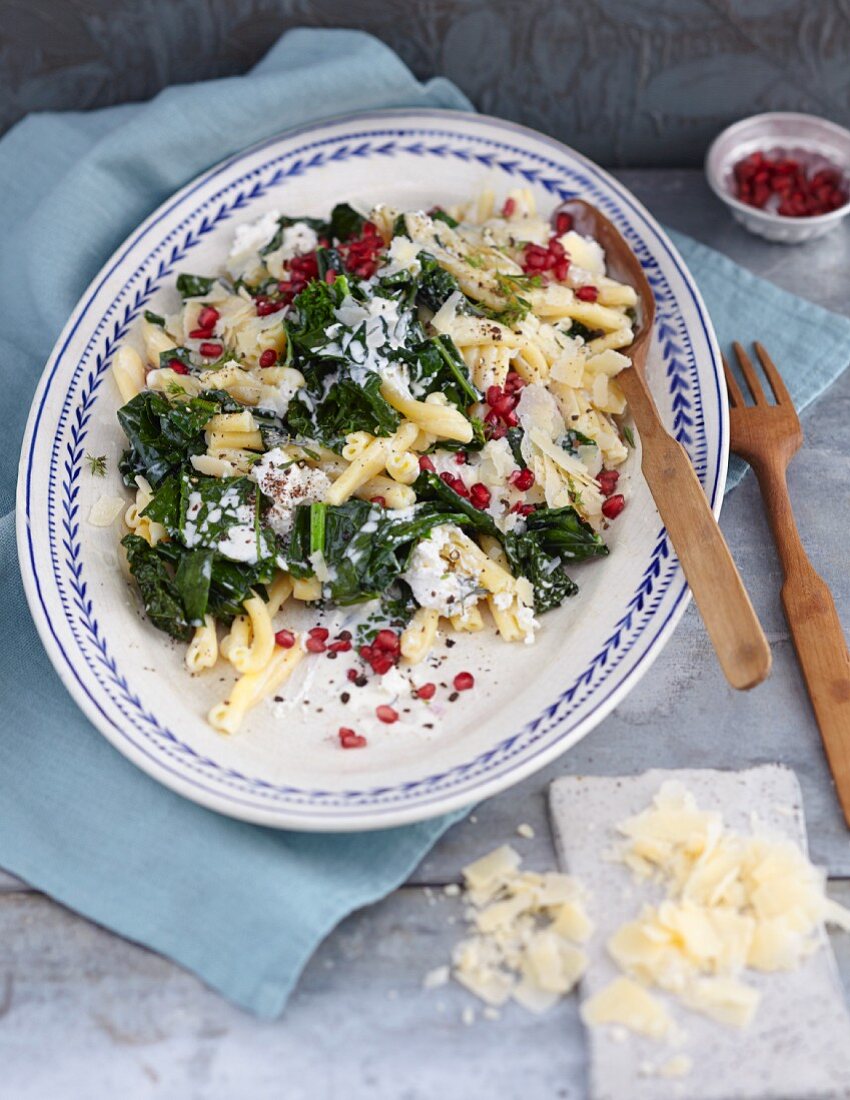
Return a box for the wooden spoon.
[560,199,771,690]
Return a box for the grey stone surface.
[2,2,850,166]
[3,168,850,1096]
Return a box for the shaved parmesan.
[89,496,125,527]
[429,844,593,1016]
[581,977,672,1038]
[589,781,850,1033]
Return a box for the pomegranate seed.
[189,327,213,339]
[510,502,535,516]
[255,296,284,316]
[484,409,502,427]
[376,705,398,724]
[275,629,296,648]
[305,637,327,653]
[486,423,507,440]
[491,394,517,418]
[470,483,491,509]
[486,385,503,407]
[199,341,223,358]
[416,682,436,700]
[453,671,475,692]
[504,371,527,394]
[501,197,516,218]
[373,629,400,653]
[372,656,395,675]
[197,306,219,330]
[259,348,278,368]
[503,409,519,428]
[554,260,569,282]
[168,359,189,375]
[329,638,352,653]
[510,467,535,491]
[576,286,598,303]
[359,644,373,660]
[555,211,573,235]
[347,668,359,683]
[601,493,626,520]
[325,270,337,284]
[309,627,329,641]
[454,451,467,465]
[339,727,367,749]
[418,455,435,472]
[370,496,387,507]
[597,468,620,497]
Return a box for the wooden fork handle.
[620,370,772,690]
[754,460,850,826]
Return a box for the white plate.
[17,110,727,832]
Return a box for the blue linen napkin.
[2,29,849,1018]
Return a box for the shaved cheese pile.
[440,845,594,1014]
[586,781,850,1032]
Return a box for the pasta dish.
[110,190,637,742]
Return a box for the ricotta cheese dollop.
[251,450,331,539]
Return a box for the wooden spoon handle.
[753,460,850,825]
[619,370,771,690]
[782,572,850,826]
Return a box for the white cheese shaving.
[581,976,672,1038]
[88,495,125,527]
[584,781,850,1036]
[428,844,593,1015]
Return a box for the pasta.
[114,193,636,737]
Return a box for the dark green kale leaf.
[122,534,192,641]
[287,275,350,354]
[176,274,216,299]
[504,533,578,613]
[158,346,194,372]
[140,474,182,534]
[144,310,166,327]
[430,208,459,229]
[505,427,527,468]
[522,505,608,562]
[565,319,602,342]
[329,202,366,242]
[401,334,481,410]
[117,391,219,487]
[412,470,499,538]
[178,474,275,563]
[173,549,214,625]
[286,372,400,450]
[561,428,596,454]
[287,499,469,605]
[153,540,275,624]
[316,246,345,281]
[415,252,463,314]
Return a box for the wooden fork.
[724,341,850,826]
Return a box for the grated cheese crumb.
[516,823,536,839]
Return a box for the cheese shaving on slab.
[596,781,850,1031]
[431,844,594,1013]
